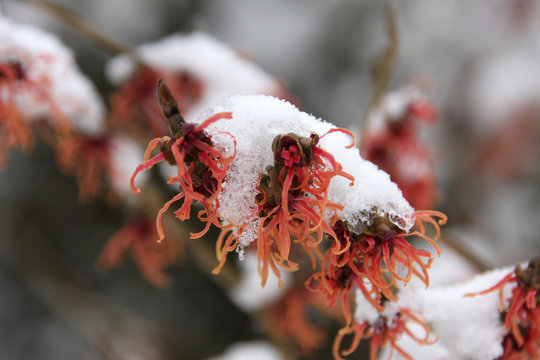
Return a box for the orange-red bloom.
[97,217,180,287]
[214,129,355,286]
[56,133,119,202]
[307,210,446,325]
[0,60,34,167]
[466,258,540,359]
[131,111,234,240]
[361,98,439,209]
[131,81,235,242]
[333,308,433,360]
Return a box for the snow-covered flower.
[107,32,292,138]
[57,132,144,202]
[0,16,104,167]
[466,258,540,359]
[131,92,447,359]
[361,83,439,209]
[131,81,235,241]
[236,129,354,287]
[392,266,524,359]
[306,210,446,325]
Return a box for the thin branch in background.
[26,0,136,57]
[371,3,398,108]
[358,3,398,144]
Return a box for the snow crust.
[229,251,290,311]
[106,32,282,119]
[394,266,514,360]
[0,16,105,134]
[206,341,284,360]
[198,95,414,246]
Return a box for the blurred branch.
[359,3,398,144]
[371,4,398,107]
[26,0,135,57]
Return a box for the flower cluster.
[129,90,448,358]
[306,210,446,326]
[0,16,122,203]
[466,257,540,359]
[255,130,355,285]
[361,84,439,209]
[213,129,355,285]
[130,80,235,241]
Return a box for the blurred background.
[0,0,539,359]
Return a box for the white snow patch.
[207,341,284,360]
[397,266,514,360]
[229,251,290,312]
[197,95,414,245]
[354,285,381,324]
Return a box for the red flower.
[214,129,355,287]
[97,217,180,287]
[306,210,446,325]
[333,307,433,360]
[361,97,439,209]
[56,133,118,202]
[306,251,382,326]
[110,67,203,137]
[466,258,540,359]
[0,58,39,167]
[130,80,234,241]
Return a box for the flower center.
[281,144,302,167]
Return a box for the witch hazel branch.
[2,7,538,359]
[130,80,447,359]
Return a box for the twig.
[27,0,135,57]
[358,3,398,146]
